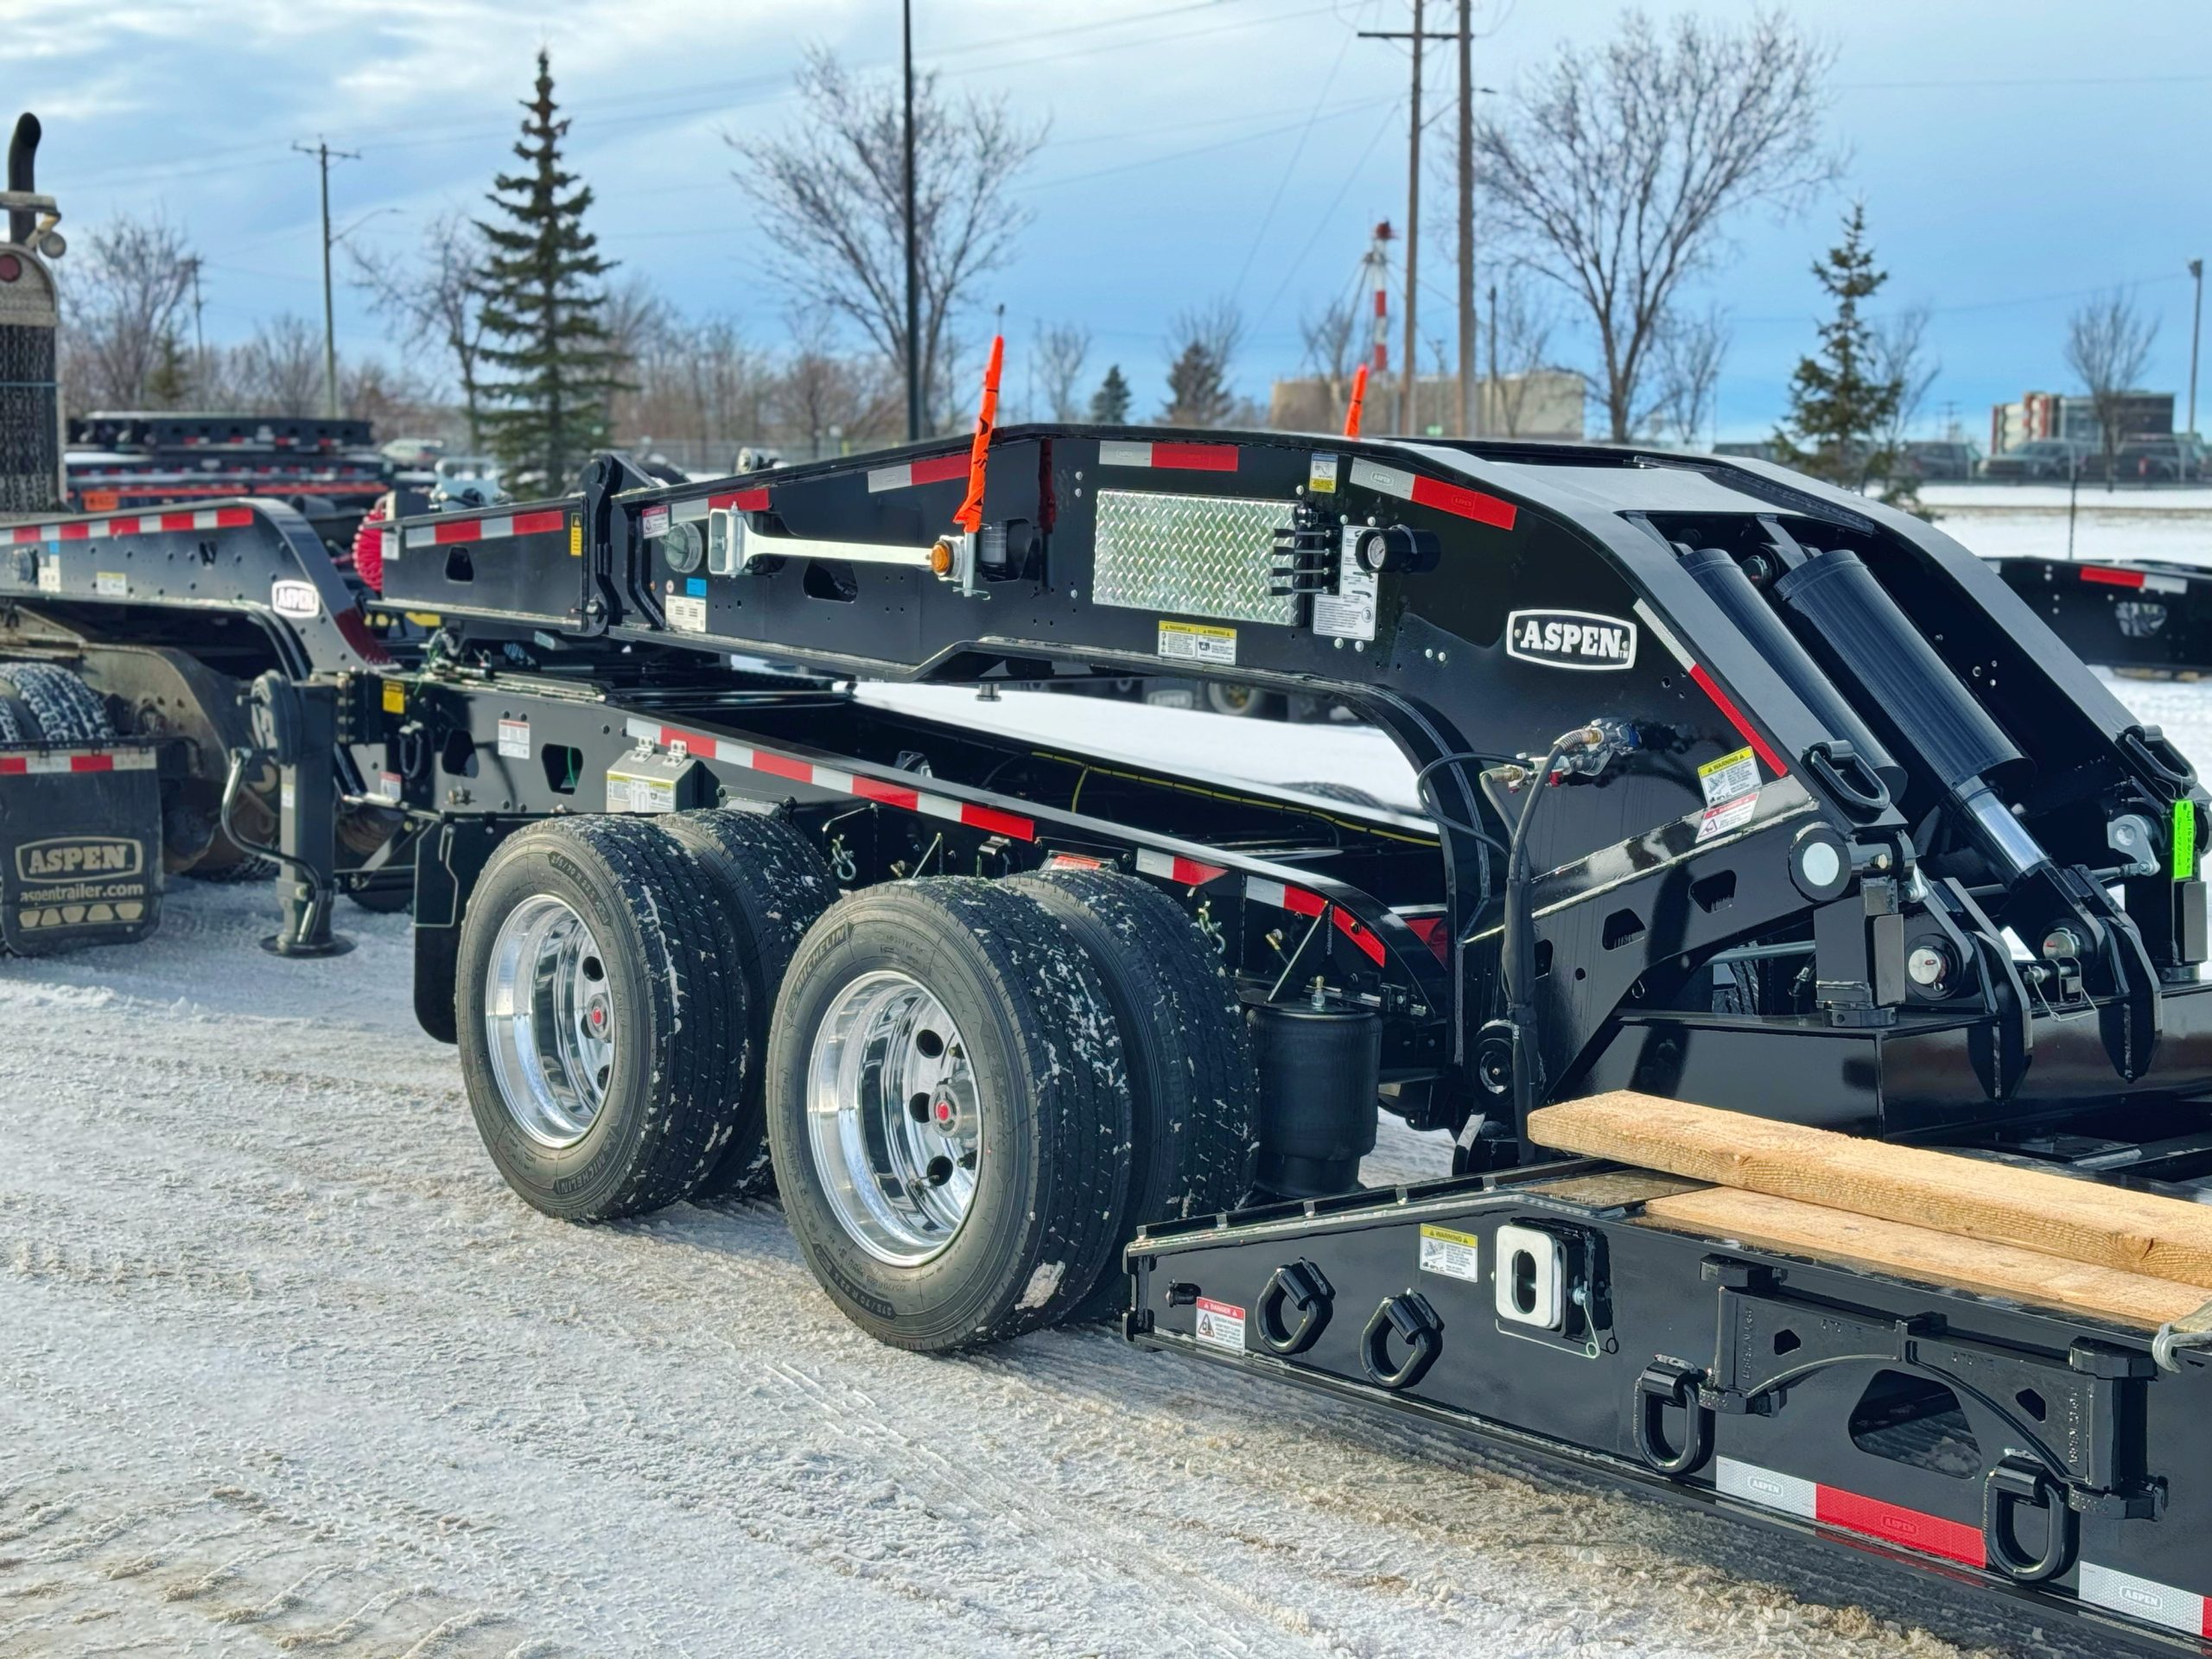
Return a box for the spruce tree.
[474,51,621,493]
[1160,344,1232,426]
[1089,365,1131,423]
[1775,202,1902,493]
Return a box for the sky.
[7,0,2209,443]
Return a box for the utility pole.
[2189,257,2204,442]
[1486,280,1498,435]
[1456,0,1473,435]
[293,138,359,420]
[902,0,924,441]
[186,257,204,359]
[1362,5,1455,435]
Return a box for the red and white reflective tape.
[1243,874,1387,965]
[0,747,156,777]
[1347,457,1517,531]
[2078,1562,2212,1639]
[1097,440,1240,474]
[2082,564,2187,594]
[12,506,253,544]
[1715,1457,1983,1567]
[868,454,969,493]
[72,481,373,499]
[670,486,772,524]
[1632,599,1789,778]
[403,507,567,550]
[622,718,1034,841]
[1135,847,1230,887]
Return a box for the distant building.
[1268,371,1584,441]
[1990,391,2172,453]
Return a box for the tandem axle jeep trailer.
[14,404,2212,1650]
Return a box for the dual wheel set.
[456,810,1260,1350]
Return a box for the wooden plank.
[1529,1092,2212,1287]
[1639,1186,2212,1331]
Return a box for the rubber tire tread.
[1011,869,1259,1319]
[767,878,1129,1351]
[458,814,746,1220]
[658,809,836,1197]
[0,663,114,744]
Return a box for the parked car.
[1980,438,2094,480]
[1895,439,1982,482]
[379,435,446,469]
[429,454,505,509]
[2112,435,2206,483]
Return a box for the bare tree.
[1300,294,1359,405]
[1870,302,1937,461]
[1032,322,1091,422]
[60,214,198,410]
[2064,291,2159,491]
[740,49,1046,434]
[775,315,900,461]
[1476,10,1839,442]
[231,315,327,415]
[350,211,493,447]
[1648,307,1731,446]
[1161,299,1245,427]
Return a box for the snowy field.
[5,502,2207,1658]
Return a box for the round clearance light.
[1789,825,1853,901]
[36,232,63,259]
[928,538,954,576]
[661,520,702,574]
[0,252,20,283]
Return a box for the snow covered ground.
[1918,483,2212,569]
[7,503,2206,1658]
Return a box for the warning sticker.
[378,771,403,804]
[36,558,60,593]
[1193,1296,1247,1353]
[381,681,406,714]
[1698,746,1759,808]
[94,570,126,597]
[1307,453,1340,493]
[1158,620,1237,667]
[569,520,584,558]
[667,594,709,633]
[606,768,677,814]
[1418,1224,1482,1282]
[1313,524,1379,641]
[497,717,531,760]
[639,504,671,539]
[1697,791,1759,842]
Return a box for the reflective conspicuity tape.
[2078,1562,2212,1639]
[1243,874,1387,965]
[11,506,254,543]
[0,747,158,777]
[622,718,1034,842]
[2081,564,2188,594]
[1135,847,1229,887]
[1347,458,1517,531]
[867,454,970,493]
[670,486,772,524]
[1714,1457,1983,1567]
[1631,599,1789,778]
[1097,440,1240,473]
[404,507,567,550]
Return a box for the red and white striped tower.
[1364,220,1395,380]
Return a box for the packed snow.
[5,499,2203,1657]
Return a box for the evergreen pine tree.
[1775,202,1903,494]
[474,51,622,493]
[1089,364,1131,423]
[1160,344,1233,426]
[145,330,190,409]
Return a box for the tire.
[1289,780,1385,809]
[1205,682,1280,720]
[766,879,1130,1351]
[1008,869,1258,1320]
[0,662,113,743]
[457,815,747,1221]
[0,696,25,746]
[658,808,836,1197]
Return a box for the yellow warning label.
[569,519,584,557]
[1157,620,1237,667]
[1697,745,1758,807]
[1418,1224,1481,1282]
[381,681,406,714]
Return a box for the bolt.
[1334,637,1345,650]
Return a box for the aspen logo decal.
[17,836,143,881]
[1505,608,1638,671]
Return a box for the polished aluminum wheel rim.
[806,969,982,1265]
[484,894,614,1147]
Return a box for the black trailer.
[10,412,2212,1653]
[1996,556,2212,679]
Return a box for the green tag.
[2175,798,2197,881]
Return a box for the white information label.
[1193,1296,1247,1353]
[1418,1224,1483,1282]
[1157,620,1237,666]
[1307,453,1340,493]
[280,781,296,812]
[1698,746,1759,807]
[497,718,531,760]
[1313,524,1379,641]
[94,570,127,597]
[667,594,709,632]
[1696,791,1759,842]
[606,771,677,814]
[36,558,60,593]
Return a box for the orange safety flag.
[1344,363,1369,439]
[954,334,1005,535]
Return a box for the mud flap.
[0,745,164,953]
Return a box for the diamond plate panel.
[1091,489,1296,626]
